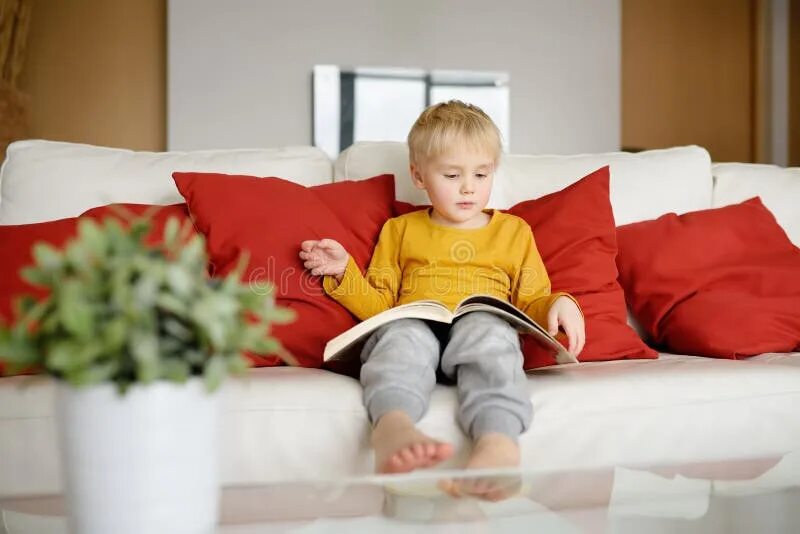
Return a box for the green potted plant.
[0,209,295,534]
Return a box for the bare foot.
[372,411,454,474]
[440,433,522,501]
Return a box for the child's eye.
[444,174,459,179]
[475,174,487,179]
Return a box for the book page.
[323,301,452,362]
[454,295,577,365]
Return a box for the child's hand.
[299,239,349,281]
[547,296,585,356]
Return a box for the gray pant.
[359,311,533,441]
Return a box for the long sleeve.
[510,227,578,328]
[322,220,401,321]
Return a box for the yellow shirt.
[323,208,576,327]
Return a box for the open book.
[323,294,578,365]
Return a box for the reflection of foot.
[439,433,522,501]
[372,411,454,474]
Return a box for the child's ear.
[410,164,426,190]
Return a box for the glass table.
[2,453,798,533]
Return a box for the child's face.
[410,146,496,228]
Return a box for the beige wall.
[19,0,165,151]
[622,0,757,163]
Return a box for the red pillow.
[397,166,657,368]
[0,204,201,375]
[616,197,800,358]
[172,172,396,368]
[0,217,79,375]
[507,166,657,367]
[0,218,78,324]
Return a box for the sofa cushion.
[750,353,800,367]
[172,172,396,368]
[712,163,800,247]
[2,355,799,495]
[0,140,333,225]
[507,166,657,366]
[335,142,713,225]
[616,198,800,358]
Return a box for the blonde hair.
[407,100,502,166]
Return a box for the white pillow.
[335,142,713,226]
[0,140,333,224]
[712,163,800,247]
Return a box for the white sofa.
[1,140,799,498]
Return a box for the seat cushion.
[2,356,799,496]
[0,141,333,225]
[749,352,800,367]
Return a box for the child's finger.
[558,317,573,351]
[318,239,339,250]
[547,308,559,336]
[576,329,586,356]
[564,324,577,354]
[300,240,317,252]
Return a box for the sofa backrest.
[334,141,713,226]
[712,163,800,247]
[0,140,333,225]
[6,139,796,243]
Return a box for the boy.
[299,101,584,499]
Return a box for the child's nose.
[460,179,475,194]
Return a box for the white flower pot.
[57,378,219,534]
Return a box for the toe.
[438,479,461,498]
[483,487,510,502]
[399,448,416,467]
[388,454,404,470]
[435,442,454,461]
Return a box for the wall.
[621,0,760,163]
[792,0,800,165]
[18,0,165,151]
[168,0,621,155]
[771,0,789,166]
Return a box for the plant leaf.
[57,281,94,340]
[77,218,108,259]
[226,354,250,375]
[165,264,192,298]
[20,266,49,288]
[32,242,63,272]
[164,217,180,247]
[161,358,189,383]
[203,355,226,392]
[129,329,160,383]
